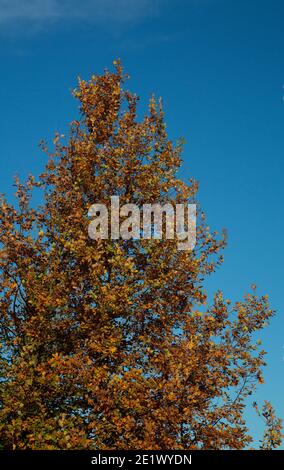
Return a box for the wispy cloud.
[0,0,160,26]
[0,0,58,22]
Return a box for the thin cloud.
[0,0,59,22]
[0,0,160,25]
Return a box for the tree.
[0,61,281,450]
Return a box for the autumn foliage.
[0,62,281,449]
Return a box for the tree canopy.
[0,62,281,449]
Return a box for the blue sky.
[0,0,283,447]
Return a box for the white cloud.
[0,0,59,22]
[0,0,160,25]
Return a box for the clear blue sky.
[0,0,283,447]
